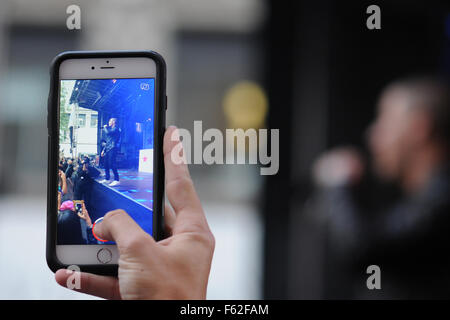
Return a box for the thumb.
[93,209,155,254]
[55,269,120,300]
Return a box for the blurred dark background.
[263,0,450,299]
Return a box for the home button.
[97,248,112,264]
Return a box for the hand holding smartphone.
[47,51,166,275]
[54,127,216,299]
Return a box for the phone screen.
[57,78,155,245]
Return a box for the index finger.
[163,126,209,233]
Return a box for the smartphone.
[47,51,166,275]
[74,200,83,214]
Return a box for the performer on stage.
[99,118,121,186]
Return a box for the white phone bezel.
[57,56,156,265]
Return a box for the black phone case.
[46,51,167,276]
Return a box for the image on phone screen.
[57,78,155,245]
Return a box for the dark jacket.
[103,125,121,153]
[57,210,84,245]
[72,165,99,200]
[319,166,450,299]
[65,163,74,179]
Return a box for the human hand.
[57,192,61,211]
[313,147,365,187]
[80,202,92,227]
[55,126,215,299]
[58,170,66,180]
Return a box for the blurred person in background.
[313,76,450,299]
[58,169,68,196]
[72,157,99,201]
[59,156,66,172]
[65,158,75,180]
